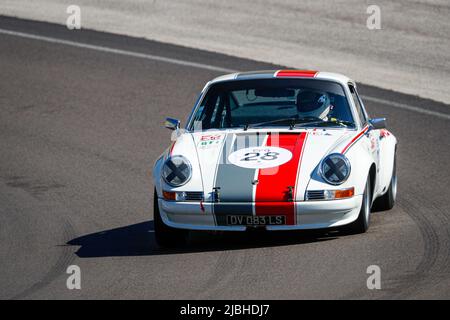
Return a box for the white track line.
[361,95,450,121]
[0,28,235,73]
[1,28,449,120]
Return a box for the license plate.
[226,215,286,226]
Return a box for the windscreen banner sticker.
[228,146,292,169]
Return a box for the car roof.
[209,70,355,87]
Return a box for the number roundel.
[228,146,293,169]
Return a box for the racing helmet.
[296,90,331,120]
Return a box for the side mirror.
[165,118,180,130]
[369,118,386,130]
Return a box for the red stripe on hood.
[255,132,307,225]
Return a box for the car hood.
[171,129,355,202]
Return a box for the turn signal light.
[334,187,354,199]
[322,187,355,200]
[162,191,176,201]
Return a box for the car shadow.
[66,221,339,258]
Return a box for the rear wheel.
[344,175,371,234]
[154,190,188,248]
[373,154,397,211]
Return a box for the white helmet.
[296,90,331,120]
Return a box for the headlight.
[320,153,351,185]
[162,156,192,187]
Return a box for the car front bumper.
[158,195,363,231]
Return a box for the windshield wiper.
[294,119,354,128]
[244,117,319,131]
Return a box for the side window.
[355,89,369,120]
[349,84,367,126]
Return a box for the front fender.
[345,143,376,196]
[306,139,375,196]
[153,153,166,198]
[152,133,204,198]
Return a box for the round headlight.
[162,156,192,187]
[320,153,351,185]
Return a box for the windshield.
[189,79,355,130]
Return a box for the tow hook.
[213,187,221,203]
[287,186,294,202]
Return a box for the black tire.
[153,190,188,248]
[344,175,372,234]
[373,154,397,211]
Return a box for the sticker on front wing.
[198,134,223,149]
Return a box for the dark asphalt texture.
[0,16,449,299]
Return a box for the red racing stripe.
[341,126,369,154]
[168,141,176,156]
[255,132,307,225]
[275,70,318,78]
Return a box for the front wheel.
[344,175,371,234]
[153,190,188,248]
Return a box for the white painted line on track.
[0,28,235,73]
[361,96,450,121]
[1,28,449,121]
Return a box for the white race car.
[153,70,397,247]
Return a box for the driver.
[296,90,332,120]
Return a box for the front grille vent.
[184,192,204,201]
[306,190,325,200]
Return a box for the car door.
[348,84,381,193]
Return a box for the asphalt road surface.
[2,0,450,103]
[1,17,450,299]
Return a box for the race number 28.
[242,152,279,161]
[229,147,292,169]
